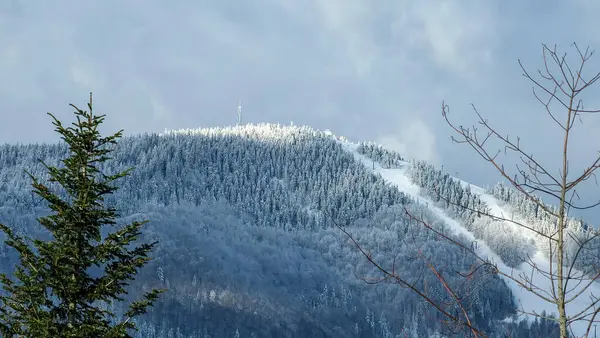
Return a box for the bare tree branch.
[341,43,600,337]
[333,219,488,337]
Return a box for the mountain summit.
[1,123,596,337]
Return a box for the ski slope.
[340,140,600,337]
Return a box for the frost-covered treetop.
[160,123,342,143]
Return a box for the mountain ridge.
[1,122,588,337]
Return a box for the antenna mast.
[237,100,242,125]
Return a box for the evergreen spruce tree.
[0,94,165,337]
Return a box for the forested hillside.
[0,124,563,337]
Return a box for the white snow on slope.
[458,179,600,336]
[340,140,600,337]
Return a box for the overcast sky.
[2,1,600,222]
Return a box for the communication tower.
[237,100,242,125]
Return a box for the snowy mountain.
[0,123,597,337]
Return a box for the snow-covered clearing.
[341,140,600,336]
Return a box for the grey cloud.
[1,0,600,222]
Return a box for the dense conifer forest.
[0,123,578,337]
